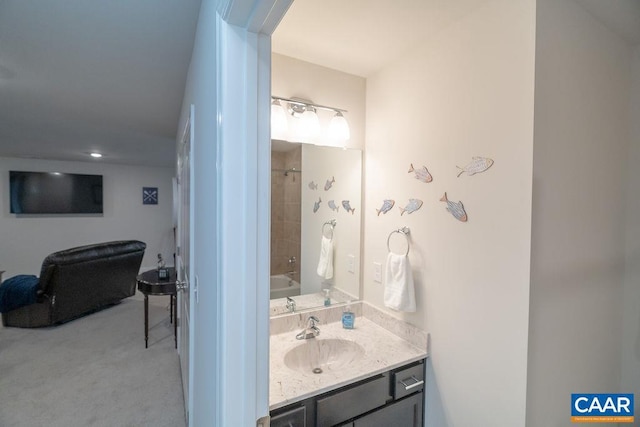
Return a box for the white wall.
[300,145,362,298]
[527,1,633,425]
[271,53,366,150]
[0,157,174,277]
[621,45,640,411]
[363,0,535,425]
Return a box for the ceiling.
[0,0,201,167]
[272,0,489,78]
[0,1,639,168]
[272,0,640,78]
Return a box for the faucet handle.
[286,297,296,313]
[296,315,321,340]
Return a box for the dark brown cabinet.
[354,392,423,427]
[270,405,307,427]
[270,359,425,427]
[316,373,390,426]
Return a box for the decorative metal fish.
[456,157,494,177]
[308,181,318,190]
[376,199,395,216]
[399,199,423,216]
[408,163,433,183]
[440,192,467,222]
[341,200,355,215]
[324,176,335,191]
[313,197,322,213]
[328,200,340,212]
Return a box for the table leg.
[170,295,173,324]
[173,294,177,349]
[144,294,149,349]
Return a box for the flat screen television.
[10,171,103,214]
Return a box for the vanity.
[269,141,426,425]
[270,303,427,427]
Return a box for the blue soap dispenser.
[342,301,355,329]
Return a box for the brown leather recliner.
[1,240,146,328]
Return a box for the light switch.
[347,254,355,273]
[373,262,382,283]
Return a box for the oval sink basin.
[284,338,365,374]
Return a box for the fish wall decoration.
[328,200,340,212]
[408,164,433,183]
[456,157,494,177]
[313,197,322,213]
[440,192,467,222]
[399,199,423,216]
[376,199,395,216]
[324,176,335,191]
[341,200,355,215]
[308,181,318,190]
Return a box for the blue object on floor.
[0,275,40,313]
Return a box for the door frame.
[195,1,292,426]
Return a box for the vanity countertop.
[269,316,427,411]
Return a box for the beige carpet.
[0,294,186,427]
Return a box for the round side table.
[136,268,177,349]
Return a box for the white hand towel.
[316,236,334,280]
[384,252,416,312]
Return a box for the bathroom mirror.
[270,140,362,315]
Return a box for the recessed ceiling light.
[90,152,103,158]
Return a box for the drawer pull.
[399,375,424,391]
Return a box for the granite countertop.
[269,316,427,411]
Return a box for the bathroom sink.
[284,338,365,375]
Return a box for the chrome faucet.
[296,316,321,340]
[286,296,296,313]
[286,257,297,279]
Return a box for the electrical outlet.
[373,262,382,283]
[347,254,355,273]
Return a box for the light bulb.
[297,107,320,142]
[328,112,350,142]
[271,100,288,140]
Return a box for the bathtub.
[270,274,301,299]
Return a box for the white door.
[176,105,194,425]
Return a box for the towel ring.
[323,219,337,240]
[387,227,410,256]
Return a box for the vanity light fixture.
[271,96,350,144]
[89,152,103,158]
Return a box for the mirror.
[270,141,362,315]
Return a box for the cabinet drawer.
[271,405,306,427]
[316,373,390,427]
[393,361,424,400]
[354,392,423,427]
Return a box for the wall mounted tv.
[10,171,103,214]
